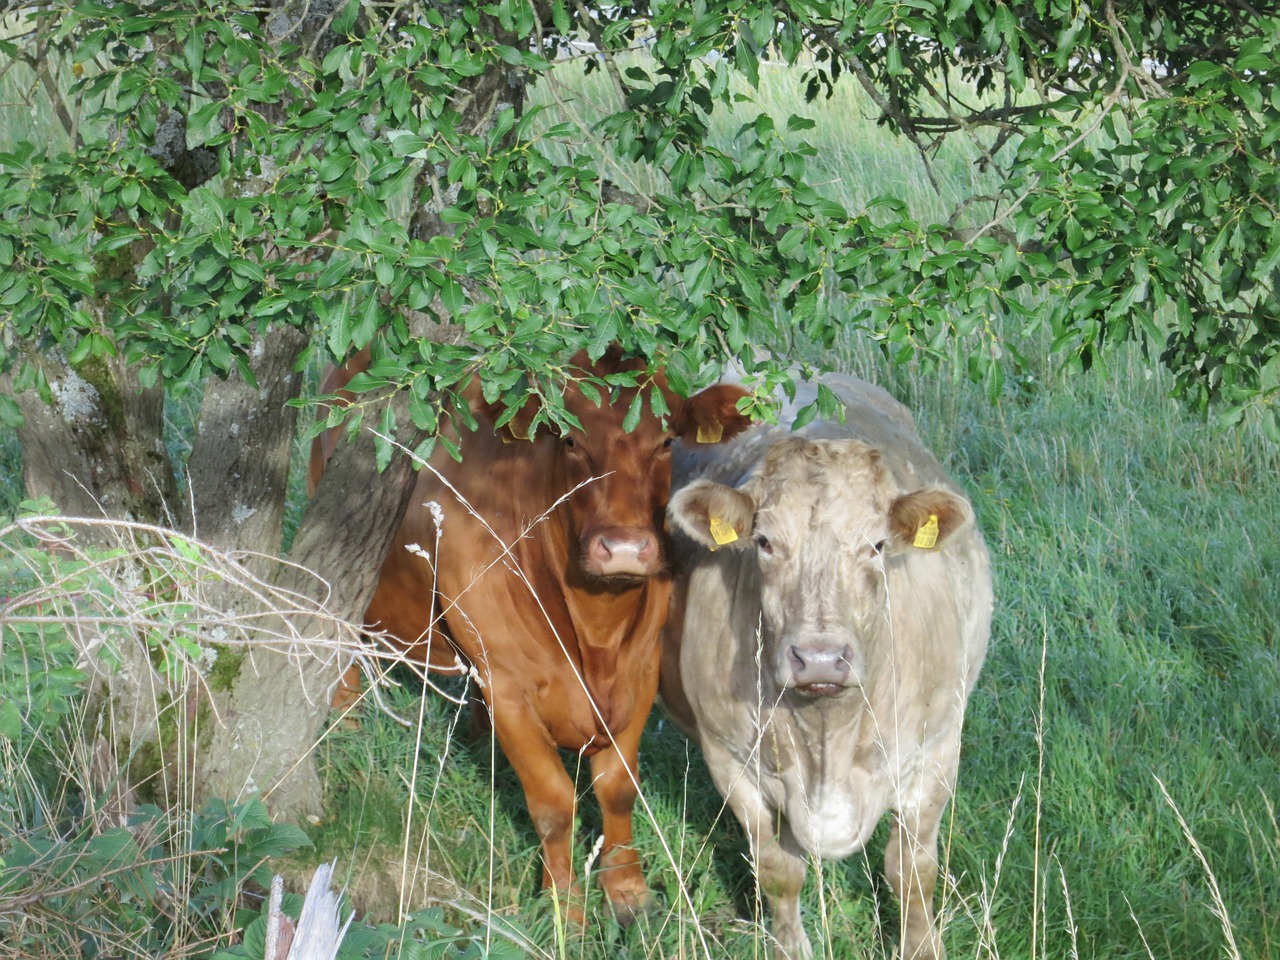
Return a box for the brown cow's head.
[669,438,971,697]
[491,349,753,582]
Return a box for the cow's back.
[677,374,942,480]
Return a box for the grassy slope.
[303,340,1279,960]
[3,49,1277,960]
[302,65,1280,959]
[884,350,1279,960]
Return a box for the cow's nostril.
[787,642,855,690]
[584,529,660,578]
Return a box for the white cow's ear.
[888,488,971,552]
[669,480,755,551]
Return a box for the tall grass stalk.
[1155,776,1243,960]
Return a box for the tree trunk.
[3,327,422,825]
[2,0,547,828]
[184,324,308,566]
[192,339,423,820]
[3,350,176,530]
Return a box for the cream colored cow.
[662,374,993,960]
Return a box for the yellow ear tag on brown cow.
[709,514,739,548]
[696,420,724,444]
[913,514,940,550]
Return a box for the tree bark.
[3,351,176,531]
[184,324,307,565]
[192,363,423,820]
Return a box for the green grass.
[3,39,1278,960]
[872,344,1280,960]
[302,337,1279,960]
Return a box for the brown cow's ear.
[475,393,543,443]
[674,384,753,445]
[669,480,756,552]
[888,488,971,552]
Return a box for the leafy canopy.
[0,0,1276,444]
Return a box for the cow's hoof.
[328,704,362,730]
[608,889,660,928]
[547,885,590,931]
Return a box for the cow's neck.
[723,577,891,853]
[542,502,670,733]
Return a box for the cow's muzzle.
[785,642,858,697]
[583,528,660,579]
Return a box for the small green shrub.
[0,797,311,959]
[0,505,317,959]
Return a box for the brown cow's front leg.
[487,699,587,925]
[588,710,653,925]
[330,663,364,714]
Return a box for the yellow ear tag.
[502,422,529,444]
[709,514,739,548]
[913,514,940,550]
[696,420,724,444]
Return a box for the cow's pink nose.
[787,643,856,694]
[587,531,657,578]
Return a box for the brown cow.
[309,346,750,923]
[662,374,992,959]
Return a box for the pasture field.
[295,335,1280,960]
[2,52,1278,960]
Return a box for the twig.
[570,0,630,111]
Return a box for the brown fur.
[310,346,751,924]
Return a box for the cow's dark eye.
[755,534,773,555]
[872,539,887,556]
[563,436,576,449]
[663,436,675,449]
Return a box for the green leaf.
[1259,407,1280,444]
[0,699,22,740]
[622,389,643,433]
[0,394,22,428]
[1186,61,1224,87]
[792,399,818,430]
[550,0,570,35]
[375,402,396,472]
[231,258,265,282]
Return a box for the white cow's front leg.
[755,830,811,960]
[707,741,813,960]
[885,791,949,960]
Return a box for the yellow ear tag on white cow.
[913,514,940,550]
[696,420,724,444]
[709,514,739,548]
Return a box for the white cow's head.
[670,438,971,698]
